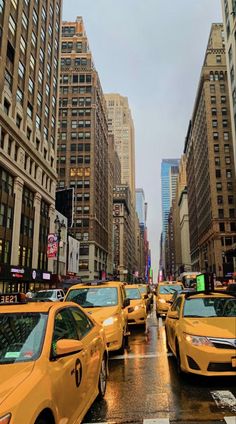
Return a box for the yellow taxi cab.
[156,281,184,317]
[65,280,130,353]
[165,290,236,376]
[0,292,108,424]
[124,284,147,328]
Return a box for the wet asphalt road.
[83,308,236,424]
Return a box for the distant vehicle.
[177,272,201,288]
[125,284,147,328]
[33,289,65,302]
[156,282,184,317]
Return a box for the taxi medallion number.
[0,293,19,303]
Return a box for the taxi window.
[171,297,182,314]
[0,313,48,363]
[70,307,94,339]
[66,287,118,307]
[52,308,78,353]
[159,285,182,294]
[125,288,141,299]
[183,297,236,317]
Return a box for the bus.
[177,272,201,288]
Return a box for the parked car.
[0,292,108,423]
[156,282,184,317]
[33,289,65,302]
[125,284,147,328]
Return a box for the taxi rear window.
[183,297,236,318]
[0,313,48,363]
[125,288,141,299]
[66,287,118,308]
[159,285,182,294]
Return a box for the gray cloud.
[62,0,222,281]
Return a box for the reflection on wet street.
[83,309,236,424]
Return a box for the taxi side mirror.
[167,310,179,320]
[123,298,130,308]
[55,339,84,358]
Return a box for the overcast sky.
[62,0,222,281]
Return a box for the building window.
[225,156,231,165]
[228,195,234,204]
[212,120,218,128]
[211,108,217,116]
[215,169,221,178]
[221,96,226,103]
[222,119,228,127]
[18,61,25,79]
[216,182,222,191]
[219,223,225,232]
[213,132,218,140]
[217,195,223,204]
[229,209,235,218]
[211,96,216,104]
[9,15,16,35]
[224,144,230,153]
[218,209,224,218]
[215,157,220,166]
[227,182,233,190]
[214,144,219,153]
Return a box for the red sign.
[47,233,58,258]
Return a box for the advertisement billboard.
[47,234,58,258]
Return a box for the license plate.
[232,357,236,367]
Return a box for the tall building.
[0,0,62,293]
[105,93,136,204]
[105,93,137,277]
[57,17,110,281]
[136,188,145,229]
[160,159,179,274]
[161,159,180,238]
[184,23,236,277]
[221,1,236,170]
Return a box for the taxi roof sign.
[196,273,214,293]
[0,293,26,304]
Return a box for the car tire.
[97,355,107,399]
[175,342,182,375]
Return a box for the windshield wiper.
[184,315,204,318]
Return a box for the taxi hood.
[183,317,236,338]
[86,305,120,323]
[129,299,143,306]
[0,362,35,406]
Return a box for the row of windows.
[60,109,91,117]
[209,71,225,81]
[69,156,91,165]
[211,95,227,104]
[217,195,234,204]
[218,207,235,219]
[60,97,91,107]
[58,143,91,152]
[212,119,228,128]
[216,181,234,191]
[211,107,228,115]
[219,222,236,231]
[210,84,226,94]
[214,156,231,166]
[213,132,229,141]
[61,120,91,128]
[61,74,91,84]
[61,57,89,67]
[60,132,91,140]
[214,143,230,152]
[60,86,92,94]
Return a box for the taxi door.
[166,297,182,353]
[70,306,103,400]
[49,307,89,423]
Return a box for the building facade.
[184,23,236,278]
[57,17,110,281]
[0,0,62,292]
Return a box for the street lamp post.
[54,216,66,282]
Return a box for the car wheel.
[97,356,107,399]
[117,334,126,354]
[175,342,182,375]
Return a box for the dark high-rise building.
[57,17,110,281]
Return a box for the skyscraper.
[185,23,236,277]
[0,0,62,292]
[161,159,180,238]
[57,17,110,281]
[136,188,145,228]
[105,93,136,204]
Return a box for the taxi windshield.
[0,313,48,364]
[183,297,236,318]
[159,285,182,294]
[125,288,141,299]
[139,286,147,294]
[66,287,118,307]
[34,291,54,298]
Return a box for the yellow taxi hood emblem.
[0,362,34,406]
[183,317,236,338]
[87,305,119,323]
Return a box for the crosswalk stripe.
[143,419,170,424]
[211,391,236,413]
[224,417,236,424]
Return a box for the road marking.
[211,391,236,413]
[224,417,236,424]
[143,418,169,424]
[110,352,173,360]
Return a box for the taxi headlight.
[159,298,166,304]
[0,414,11,424]
[103,315,119,326]
[183,333,214,347]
